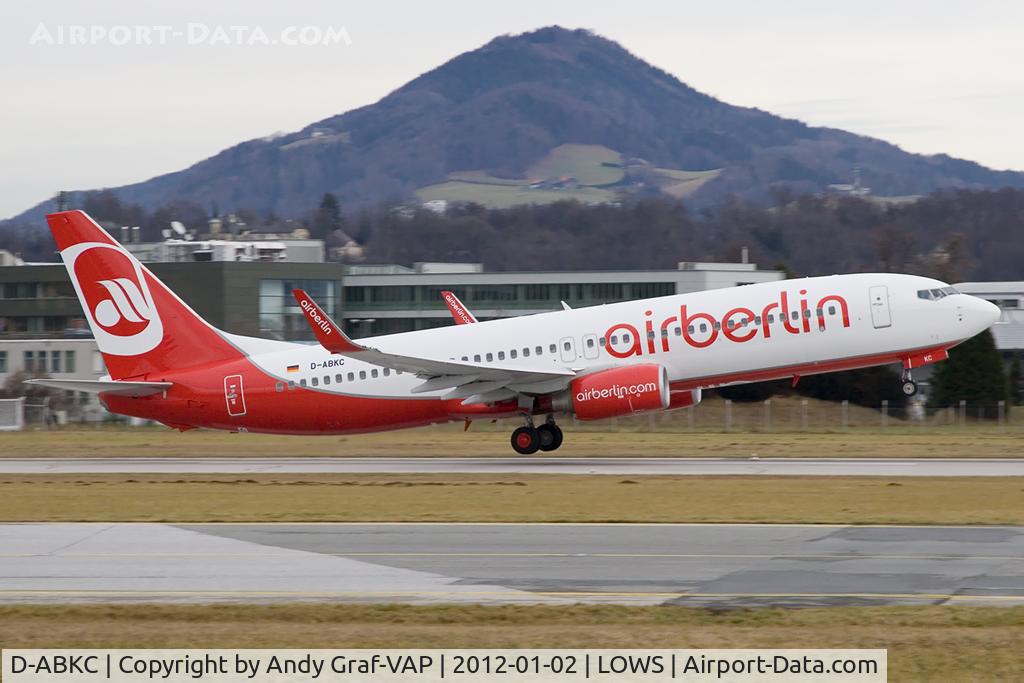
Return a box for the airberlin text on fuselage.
[604,289,850,359]
[299,298,332,335]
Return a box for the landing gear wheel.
[511,426,540,455]
[537,423,564,452]
[901,380,918,397]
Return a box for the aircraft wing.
[24,378,172,397]
[292,289,574,403]
[441,290,478,324]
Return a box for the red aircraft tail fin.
[46,210,243,379]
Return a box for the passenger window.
[275,382,284,392]
[714,322,721,331]
[754,316,762,325]
[586,338,594,347]
[549,344,556,353]
[474,354,481,362]
[461,356,468,361]
[828,306,836,315]
[347,372,354,381]
[816,308,823,316]
[523,348,530,357]
[700,323,707,333]
[599,338,606,346]
[511,349,518,359]
[674,327,681,336]
[336,374,343,383]
[536,346,543,355]
[610,335,618,344]
[767,314,775,324]
[622,334,631,343]
[648,330,656,339]
[792,311,799,320]
[288,381,296,390]
[323,375,330,385]
[300,378,307,387]
[311,377,318,386]
[727,320,735,330]
[498,351,505,360]
[803,309,811,318]
[563,341,571,351]
[359,371,366,380]
[688,325,695,334]
[383,368,391,376]
[371,369,379,378]
[486,353,493,362]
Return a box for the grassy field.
[3,473,1024,524]
[526,144,624,185]
[415,143,723,207]
[416,180,616,208]
[0,424,1022,458]
[1,604,1022,680]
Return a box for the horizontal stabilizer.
[24,378,172,397]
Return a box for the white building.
[956,282,1024,353]
[0,338,107,423]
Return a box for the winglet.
[292,289,364,354]
[441,290,477,324]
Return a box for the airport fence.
[563,396,1022,434]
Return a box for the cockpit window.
[917,286,960,301]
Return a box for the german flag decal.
[286,364,300,373]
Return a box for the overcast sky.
[2,0,1022,218]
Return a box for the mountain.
[11,26,1024,223]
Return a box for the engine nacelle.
[550,364,669,420]
[667,388,702,410]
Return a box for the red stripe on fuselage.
[668,343,951,392]
[100,345,953,435]
[100,357,521,435]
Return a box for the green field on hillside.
[416,144,719,207]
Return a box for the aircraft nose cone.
[966,296,1001,330]
[981,298,1001,327]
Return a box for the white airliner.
[29,210,999,453]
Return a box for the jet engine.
[549,364,670,420]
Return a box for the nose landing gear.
[901,369,918,397]
[510,415,564,454]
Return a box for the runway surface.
[3,523,1024,606]
[3,457,1024,476]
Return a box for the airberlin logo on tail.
[299,298,333,335]
[444,292,475,324]
[604,290,851,359]
[62,242,164,356]
[93,279,154,327]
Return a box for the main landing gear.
[510,415,564,455]
[901,369,918,397]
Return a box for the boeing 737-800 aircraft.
[29,211,1000,453]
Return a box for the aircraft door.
[582,333,600,360]
[869,285,892,329]
[224,374,247,417]
[559,336,577,363]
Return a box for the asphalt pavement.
[2,457,1023,475]
[3,522,1023,606]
